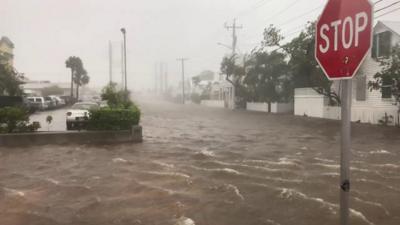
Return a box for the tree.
[244,50,290,112]
[0,63,23,96]
[73,66,89,100]
[220,54,247,107]
[282,22,340,105]
[65,56,89,101]
[369,44,400,111]
[41,85,64,96]
[65,56,80,99]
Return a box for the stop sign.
[315,0,373,80]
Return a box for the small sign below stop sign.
[315,0,373,80]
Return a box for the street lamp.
[120,28,127,93]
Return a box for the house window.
[381,77,393,99]
[372,31,392,58]
[356,75,366,101]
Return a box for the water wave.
[369,149,392,155]
[146,171,191,179]
[353,197,390,216]
[252,184,375,225]
[3,187,25,197]
[190,166,241,175]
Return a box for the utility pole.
[225,18,242,55]
[224,18,242,109]
[108,41,113,84]
[164,63,168,93]
[120,28,127,92]
[121,41,124,89]
[177,58,188,104]
[154,62,158,94]
[160,62,164,94]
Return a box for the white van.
[27,97,49,111]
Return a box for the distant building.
[0,36,14,67]
[21,80,71,96]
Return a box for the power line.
[278,4,323,27]
[374,0,385,5]
[263,0,303,24]
[375,1,400,13]
[235,0,275,18]
[376,5,400,18]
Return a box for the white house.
[295,21,400,125]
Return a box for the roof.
[0,36,14,48]
[22,82,71,90]
[379,21,400,36]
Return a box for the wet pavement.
[30,108,68,131]
[1,100,399,225]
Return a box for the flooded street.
[1,100,399,225]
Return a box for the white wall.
[247,102,294,113]
[246,102,268,112]
[201,100,225,108]
[294,88,327,118]
[294,88,399,125]
[273,102,294,113]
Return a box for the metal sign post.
[340,79,352,225]
[315,1,373,224]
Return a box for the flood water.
[0,100,399,225]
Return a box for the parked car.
[60,95,76,105]
[44,96,57,109]
[48,95,66,107]
[66,102,99,130]
[27,97,49,111]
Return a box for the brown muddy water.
[0,100,399,225]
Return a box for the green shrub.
[88,105,140,131]
[101,82,132,108]
[0,107,41,133]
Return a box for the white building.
[21,80,71,97]
[295,21,400,125]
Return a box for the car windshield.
[71,103,98,110]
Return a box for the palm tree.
[65,56,79,99]
[73,66,89,100]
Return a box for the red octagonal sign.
[315,0,373,80]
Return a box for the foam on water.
[3,187,25,197]
[312,163,340,169]
[153,161,175,169]
[190,166,241,175]
[252,184,375,225]
[112,158,129,163]
[225,184,245,200]
[175,217,196,225]
[353,197,390,216]
[314,157,335,163]
[46,178,60,185]
[146,171,191,179]
[265,219,282,225]
[213,160,290,173]
[195,148,215,157]
[369,149,392,155]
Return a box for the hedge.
[88,106,140,131]
[0,106,41,133]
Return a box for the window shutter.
[356,76,367,101]
[372,34,377,59]
[379,31,392,57]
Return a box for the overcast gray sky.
[1,0,399,90]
